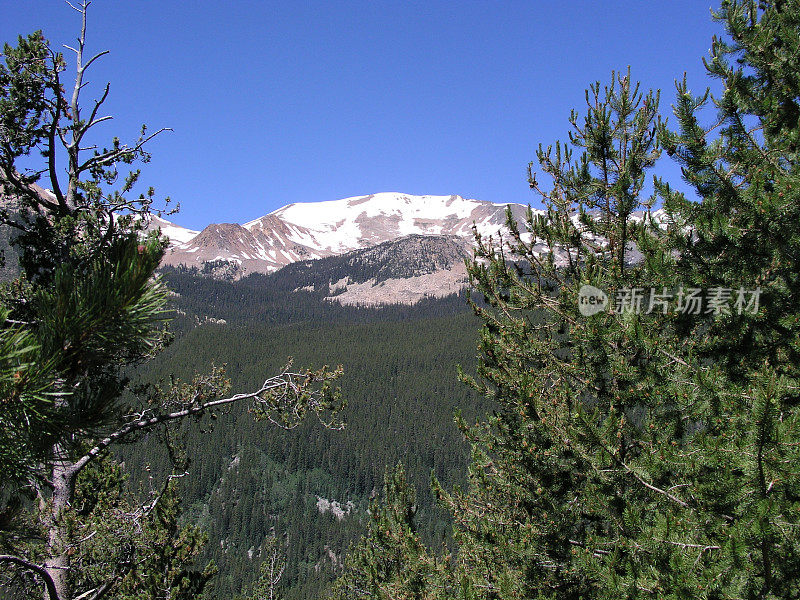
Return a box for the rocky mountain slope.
[158,193,529,276]
[278,234,473,306]
[152,191,664,305]
[4,187,662,305]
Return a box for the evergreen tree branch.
[45,46,66,209]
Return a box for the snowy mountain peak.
[146,215,200,245]
[162,192,530,277]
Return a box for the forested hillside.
[161,261,471,327]
[122,269,487,599]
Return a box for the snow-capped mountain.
[159,193,531,276]
[147,215,199,244]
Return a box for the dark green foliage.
[27,233,168,435]
[0,31,53,176]
[160,262,470,332]
[434,68,664,600]
[650,1,800,596]
[0,304,55,488]
[330,463,443,600]
[660,1,800,379]
[124,281,485,599]
[435,3,800,599]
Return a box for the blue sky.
[4,1,720,230]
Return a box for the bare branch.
[77,127,172,174]
[84,82,110,132]
[567,539,611,557]
[80,577,117,600]
[81,49,109,73]
[626,468,689,508]
[657,539,720,551]
[71,369,337,476]
[64,1,84,13]
[0,555,61,600]
[87,115,112,129]
[657,346,690,367]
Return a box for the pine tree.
[434,68,664,600]
[331,463,444,600]
[249,532,287,600]
[441,2,800,598]
[650,1,800,596]
[40,454,218,600]
[0,5,343,600]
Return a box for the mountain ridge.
[157,192,530,277]
[280,234,473,306]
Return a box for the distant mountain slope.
[275,234,472,306]
[146,214,199,244]
[160,192,528,276]
[258,192,526,252]
[153,191,665,303]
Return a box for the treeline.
[161,265,472,331]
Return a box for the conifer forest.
[2,1,800,598]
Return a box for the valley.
[125,266,489,599]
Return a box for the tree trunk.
[43,445,77,600]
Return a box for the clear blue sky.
[4,1,720,230]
